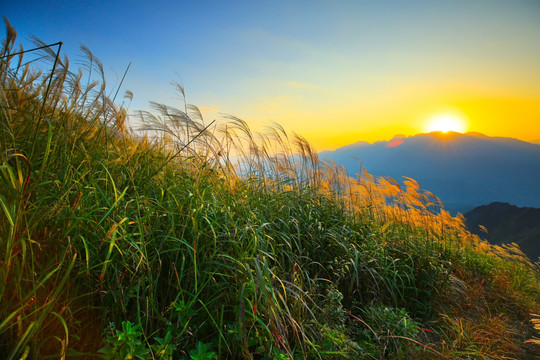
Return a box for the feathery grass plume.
[1,19,539,359]
[0,24,130,358]
[526,314,540,345]
[1,17,17,63]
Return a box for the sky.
[3,0,540,150]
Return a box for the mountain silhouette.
[319,132,540,213]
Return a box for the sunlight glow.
[425,114,467,133]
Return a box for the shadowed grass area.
[1,19,539,359]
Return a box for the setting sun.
[425,114,468,134]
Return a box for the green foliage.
[99,321,150,359]
[1,19,539,360]
[321,285,346,329]
[366,305,419,339]
[188,342,217,360]
[151,330,177,360]
[319,325,362,359]
[349,305,420,359]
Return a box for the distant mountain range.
[319,132,540,213]
[465,202,540,261]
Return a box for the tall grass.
[1,19,539,359]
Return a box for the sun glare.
[425,114,467,133]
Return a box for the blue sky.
[3,0,540,149]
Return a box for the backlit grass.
[1,19,539,359]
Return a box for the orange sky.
[228,83,540,150]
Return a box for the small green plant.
[320,325,362,358]
[151,330,177,360]
[99,321,151,359]
[321,285,346,329]
[188,341,217,360]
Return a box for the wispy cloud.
[198,106,219,114]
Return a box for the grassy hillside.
[1,20,539,359]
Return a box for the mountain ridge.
[319,132,540,213]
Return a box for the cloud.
[197,106,220,114]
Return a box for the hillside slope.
[465,202,540,261]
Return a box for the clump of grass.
[1,18,539,359]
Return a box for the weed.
[99,321,150,359]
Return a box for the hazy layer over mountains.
[319,132,540,214]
